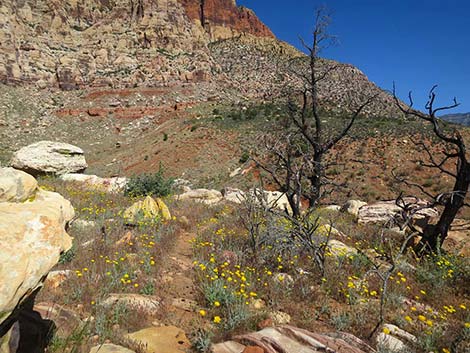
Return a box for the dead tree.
[393,85,469,252]
[258,7,375,216]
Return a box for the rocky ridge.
[0,0,272,91]
[0,0,405,118]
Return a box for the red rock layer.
[179,0,274,38]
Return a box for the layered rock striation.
[0,0,271,90]
[180,0,274,39]
[0,0,405,117]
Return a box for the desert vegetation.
[32,174,470,353]
[1,2,470,353]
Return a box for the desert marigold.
[213,316,222,324]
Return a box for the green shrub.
[125,166,174,197]
[239,151,250,164]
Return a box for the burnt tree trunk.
[308,151,323,209]
[424,161,470,250]
[394,85,468,253]
[200,0,205,28]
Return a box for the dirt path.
[159,230,200,334]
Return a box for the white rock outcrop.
[10,141,87,175]
[340,200,367,218]
[358,198,438,230]
[60,173,127,193]
[177,188,223,205]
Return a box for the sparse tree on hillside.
[393,85,469,252]
[258,7,376,216]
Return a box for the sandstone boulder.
[123,196,171,224]
[60,173,127,193]
[10,141,87,175]
[324,205,341,212]
[376,324,416,353]
[357,198,438,230]
[177,188,223,205]
[443,219,470,256]
[223,187,246,204]
[0,167,37,202]
[0,173,74,350]
[34,302,82,337]
[327,239,357,258]
[212,325,375,353]
[0,188,74,322]
[212,341,245,353]
[340,200,367,218]
[251,189,293,214]
[126,326,190,353]
[101,294,160,316]
[223,188,293,214]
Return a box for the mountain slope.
[0,0,270,90]
[0,0,405,118]
[440,112,470,126]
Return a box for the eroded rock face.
[10,141,87,175]
[0,0,270,90]
[180,0,274,40]
[0,171,74,350]
[0,167,37,202]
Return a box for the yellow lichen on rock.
[155,197,171,221]
[123,196,171,224]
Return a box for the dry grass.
[191,202,470,352]
[36,177,470,353]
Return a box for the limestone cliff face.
[180,0,274,40]
[0,0,272,90]
[0,0,402,118]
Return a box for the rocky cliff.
[0,0,404,118]
[0,0,273,90]
[180,0,274,39]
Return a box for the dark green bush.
[125,166,174,197]
[239,151,250,164]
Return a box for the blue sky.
[237,0,470,113]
